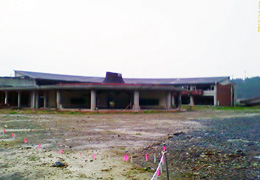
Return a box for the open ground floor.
[0,89,183,111]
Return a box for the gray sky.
[0,0,259,79]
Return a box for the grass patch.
[0,106,258,115]
[105,130,118,134]
[134,166,154,173]
[182,105,260,111]
[0,139,22,148]
[182,105,215,111]
[0,163,10,168]
[215,106,260,111]
[0,108,181,115]
[143,110,162,113]
[9,111,19,114]
[28,155,40,161]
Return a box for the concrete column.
[43,91,47,108]
[35,91,39,109]
[178,93,182,110]
[90,90,96,111]
[56,90,61,109]
[17,91,21,108]
[132,90,141,111]
[4,91,8,105]
[214,84,218,106]
[189,95,194,106]
[166,92,172,109]
[214,93,217,106]
[31,91,35,108]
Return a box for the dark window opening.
[194,96,214,105]
[21,91,30,107]
[140,99,159,106]
[97,91,131,109]
[181,95,190,105]
[71,98,86,105]
[196,84,215,91]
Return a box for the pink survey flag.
[145,154,149,161]
[93,154,96,160]
[124,154,129,161]
[3,129,6,134]
[11,133,14,138]
[163,146,166,151]
[23,138,27,143]
[38,144,41,149]
[157,169,161,176]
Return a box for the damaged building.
[0,70,236,111]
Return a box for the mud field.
[0,108,259,180]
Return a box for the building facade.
[0,70,236,111]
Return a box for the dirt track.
[0,109,259,179]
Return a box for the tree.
[232,77,260,99]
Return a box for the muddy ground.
[0,108,259,179]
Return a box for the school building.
[0,70,236,111]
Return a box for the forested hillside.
[232,77,260,99]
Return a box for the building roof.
[15,70,104,83]
[124,77,229,85]
[14,70,229,85]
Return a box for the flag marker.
[145,154,149,161]
[124,154,129,161]
[163,146,166,151]
[157,169,161,176]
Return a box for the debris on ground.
[51,161,68,168]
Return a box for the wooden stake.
[165,153,170,180]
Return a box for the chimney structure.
[103,72,125,84]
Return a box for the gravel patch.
[164,115,260,179]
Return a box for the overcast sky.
[0,0,259,79]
